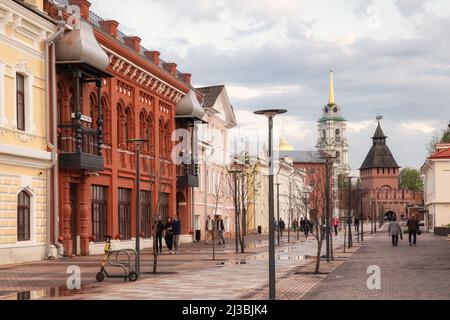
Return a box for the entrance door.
[70,184,79,256]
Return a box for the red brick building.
[359,121,423,222]
[45,0,202,256]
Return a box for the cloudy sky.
[92,0,450,170]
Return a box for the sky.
[91,0,450,171]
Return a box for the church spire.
[329,68,335,105]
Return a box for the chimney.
[144,50,160,65]
[124,36,142,53]
[24,0,44,11]
[99,20,119,37]
[181,73,191,86]
[69,0,91,20]
[166,63,177,76]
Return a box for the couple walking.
[205,215,226,245]
[155,215,181,254]
[388,215,420,247]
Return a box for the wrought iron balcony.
[58,124,104,172]
[176,163,199,188]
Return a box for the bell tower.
[316,69,349,177]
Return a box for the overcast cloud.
[91,0,450,170]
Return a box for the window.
[194,215,200,231]
[159,193,169,222]
[118,188,132,240]
[89,94,97,129]
[117,104,122,147]
[224,216,230,233]
[92,185,108,242]
[17,191,31,241]
[16,74,25,131]
[140,190,152,238]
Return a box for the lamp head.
[254,109,287,118]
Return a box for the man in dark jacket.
[155,216,164,254]
[172,215,181,253]
[407,215,419,247]
[216,216,225,246]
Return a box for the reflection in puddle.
[0,285,94,300]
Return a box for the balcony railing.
[177,163,199,187]
[58,124,104,172]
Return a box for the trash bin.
[195,230,201,242]
[258,226,262,235]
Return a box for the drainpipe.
[45,14,66,259]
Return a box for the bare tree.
[292,164,330,274]
[227,154,261,253]
[211,174,226,260]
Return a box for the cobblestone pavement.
[302,227,450,300]
[0,232,348,300]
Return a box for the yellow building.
[0,0,56,264]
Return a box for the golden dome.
[278,135,294,151]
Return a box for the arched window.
[336,129,340,136]
[164,122,171,159]
[89,93,97,129]
[335,151,341,164]
[148,114,154,155]
[124,107,134,149]
[17,191,31,242]
[139,110,148,153]
[102,97,111,144]
[159,118,165,157]
[57,83,62,125]
[116,103,124,148]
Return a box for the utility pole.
[347,177,353,249]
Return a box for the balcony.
[177,163,199,188]
[58,124,104,172]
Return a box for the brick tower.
[360,118,400,191]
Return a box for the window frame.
[91,185,108,242]
[16,73,25,132]
[17,190,31,242]
[118,188,132,240]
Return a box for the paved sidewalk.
[302,229,450,300]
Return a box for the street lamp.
[127,138,149,277]
[275,183,281,246]
[254,108,287,301]
[321,151,336,263]
[345,176,356,251]
[228,166,243,254]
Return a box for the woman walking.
[388,217,402,247]
[164,217,175,254]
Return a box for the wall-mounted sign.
[71,113,92,123]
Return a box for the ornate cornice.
[104,47,185,104]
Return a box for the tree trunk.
[315,238,322,274]
[153,233,158,274]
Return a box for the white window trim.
[11,61,35,134]
[0,60,6,127]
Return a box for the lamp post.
[228,166,243,254]
[346,176,355,249]
[275,183,281,246]
[321,152,336,263]
[127,138,149,277]
[254,108,287,301]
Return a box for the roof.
[197,85,224,109]
[279,151,326,164]
[360,123,400,170]
[373,123,387,139]
[429,147,450,160]
[52,0,190,86]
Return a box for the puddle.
[277,255,309,261]
[0,285,95,300]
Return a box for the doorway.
[69,184,79,256]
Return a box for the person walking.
[332,217,340,236]
[172,215,181,254]
[164,217,175,254]
[204,215,214,245]
[155,216,164,254]
[300,218,305,233]
[407,214,419,247]
[354,217,359,233]
[279,218,286,237]
[216,216,225,246]
[388,216,402,247]
[293,219,298,233]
